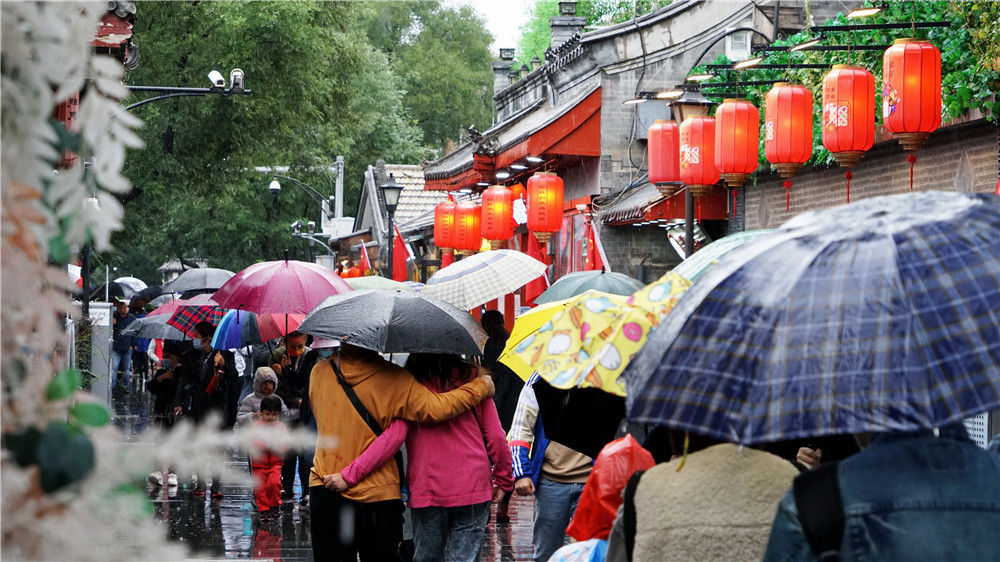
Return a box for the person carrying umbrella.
[308,343,496,561]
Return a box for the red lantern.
[883,38,941,151]
[647,119,682,197]
[527,172,563,245]
[509,182,526,200]
[765,83,813,178]
[715,99,759,188]
[481,185,514,249]
[822,65,876,168]
[433,199,456,250]
[679,116,720,198]
[453,202,482,252]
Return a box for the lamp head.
[669,88,715,125]
[380,173,404,214]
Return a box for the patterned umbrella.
[670,230,773,282]
[212,259,352,315]
[422,250,547,311]
[532,269,644,305]
[499,297,576,381]
[625,191,1000,445]
[165,294,224,338]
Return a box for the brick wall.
[744,120,1000,230]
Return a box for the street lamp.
[380,173,405,279]
[269,175,335,219]
[670,89,716,258]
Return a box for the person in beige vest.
[631,439,797,562]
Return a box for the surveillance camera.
[268,179,281,193]
[229,68,244,93]
[207,70,225,89]
[306,221,316,233]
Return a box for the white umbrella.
[114,276,148,292]
[422,249,547,311]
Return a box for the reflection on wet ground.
[149,463,537,560]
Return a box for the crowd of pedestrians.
[114,287,1000,562]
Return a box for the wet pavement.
[147,465,537,560]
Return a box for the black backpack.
[792,461,845,561]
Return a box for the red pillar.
[504,294,516,333]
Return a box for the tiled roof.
[386,164,447,228]
[595,183,663,224]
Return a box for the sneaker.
[166,473,178,487]
[147,471,163,487]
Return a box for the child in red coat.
[251,395,287,517]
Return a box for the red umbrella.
[164,294,224,338]
[256,313,307,342]
[212,260,352,315]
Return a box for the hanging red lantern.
[481,185,514,249]
[453,201,482,252]
[433,198,456,250]
[527,172,563,245]
[764,83,813,178]
[679,116,720,198]
[509,182,526,200]
[883,38,941,151]
[822,65,876,168]
[647,119,682,197]
[715,99,759,188]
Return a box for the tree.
[516,1,669,67]
[361,1,494,154]
[110,1,429,281]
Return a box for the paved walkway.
[149,473,537,560]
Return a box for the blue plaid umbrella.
[624,191,1000,445]
[422,250,546,311]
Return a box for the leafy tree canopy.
[109,1,490,282]
[516,1,669,68]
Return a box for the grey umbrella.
[162,267,235,294]
[121,314,188,341]
[297,289,488,355]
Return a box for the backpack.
[792,461,845,562]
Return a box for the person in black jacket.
[480,310,523,521]
[148,342,184,429]
[270,331,317,505]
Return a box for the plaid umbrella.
[625,191,1000,445]
[422,250,547,311]
[165,294,224,338]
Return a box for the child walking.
[251,395,287,518]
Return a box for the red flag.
[584,221,604,271]
[523,232,550,307]
[441,250,454,268]
[393,228,408,281]
[359,245,372,275]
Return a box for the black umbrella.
[120,315,188,341]
[162,267,235,294]
[533,377,625,459]
[88,281,133,302]
[137,285,164,301]
[297,289,488,355]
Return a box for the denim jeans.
[411,501,490,562]
[111,349,132,387]
[534,479,585,562]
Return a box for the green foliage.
[690,1,1000,169]
[36,422,95,493]
[516,1,670,67]
[111,1,433,281]
[360,1,494,154]
[46,368,82,401]
[69,403,111,427]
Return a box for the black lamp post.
[669,88,716,258]
[380,173,404,279]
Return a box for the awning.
[598,183,729,226]
[424,86,601,191]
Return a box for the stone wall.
[744,120,1000,231]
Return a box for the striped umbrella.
[422,250,547,311]
[165,294,224,338]
[624,191,1000,445]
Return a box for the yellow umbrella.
[508,274,691,396]
[498,297,576,381]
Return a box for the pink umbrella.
[256,313,307,342]
[212,260,352,315]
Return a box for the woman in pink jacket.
[329,354,513,562]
